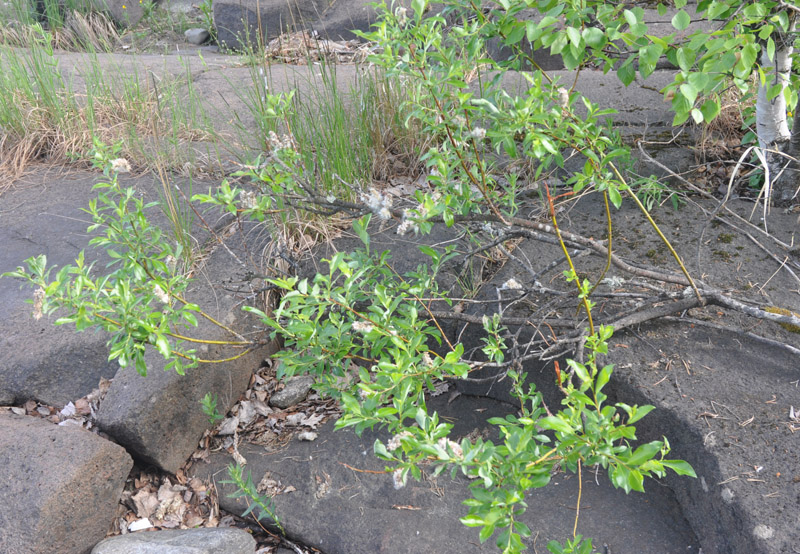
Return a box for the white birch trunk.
[756,42,793,151]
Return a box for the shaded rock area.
[0,414,133,554]
[91,527,256,553]
[191,394,698,553]
[20,0,146,28]
[610,325,799,554]
[88,0,145,28]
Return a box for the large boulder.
[91,527,257,554]
[213,0,387,51]
[96,229,279,473]
[0,413,133,554]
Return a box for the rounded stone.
[185,28,211,45]
[269,375,314,409]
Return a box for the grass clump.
[237,60,429,201]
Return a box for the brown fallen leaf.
[74,398,91,416]
[131,489,160,519]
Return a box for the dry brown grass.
[0,53,218,189]
[694,79,756,163]
[0,10,119,51]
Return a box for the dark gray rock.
[91,527,257,553]
[269,375,313,408]
[608,324,800,554]
[88,0,144,28]
[214,0,325,51]
[28,0,145,27]
[96,231,280,473]
[184,28,211,45]
[191,394,697,554]
[0,171,123,407]
[0,389,14,405]
[213,0,389,51]
[0,414,132,554]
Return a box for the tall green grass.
[234,57,428,200]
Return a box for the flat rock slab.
[34,49,679,160]
[0,413,133,554]
[0,171,126,406]
[191,394,697,553]
[91,527,256,553]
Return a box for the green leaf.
[410,0,426,17]
[611,464,630,491]
[690,108,703,124]
[699,98,720,122]
[608,187,622,209]
[479,522,496,543]
[739,43,758,71]
[627,404,656,424]
[134,354,148,376]
[676,47,693,71]
[567,359,590,383]
[679,83,698,107]
[767,82,784,101]
[155,334,170,358]
[617,58,636,86]
[638,44,663,79]
[687,71,709,92]
[627,468,645,492]
[460,515,485,527]
[671,9,690,31]
[353,214,371,248]
[582,26,606,49]
[707,0,729,19]
[627,440,663,466]
[538,416,574,435]
[526,20,541,42]
[662,459,697,477]
[566,26,582,49]
[595,364,613,393]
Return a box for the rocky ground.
[0,1,798,553]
